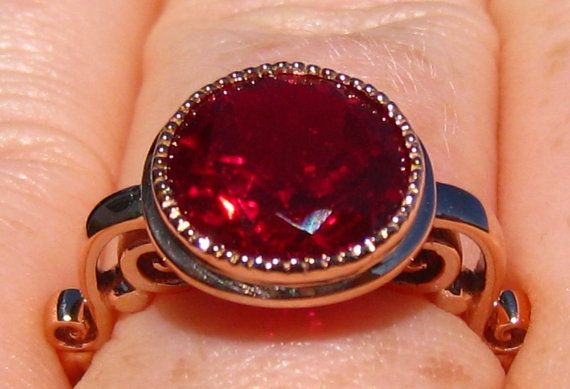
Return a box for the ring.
[44,61,529,380]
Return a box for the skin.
[0,0,568,387]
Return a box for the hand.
[1,1,568,387]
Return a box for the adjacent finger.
[81,0,503,387]
[0,1,157,387]
[492,0,570,387]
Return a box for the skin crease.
[0,0,567,388]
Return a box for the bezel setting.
[147,61,426,288]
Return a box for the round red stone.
[167,73,410,262]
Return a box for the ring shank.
[433,183,506,335]
[79,179,505,328]
[44,180,517,378]
[45,177,508,371]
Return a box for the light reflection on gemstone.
[217,195,236,220]
[276,209,333,235]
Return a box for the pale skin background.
[0,0,569,388]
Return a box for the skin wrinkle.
[182,0,489,32]
[226,6,431,35]
[0,85,68,106]
[0,119,114,186]
[0,165,58,200]
[0,12,76,94]
[0,124,72,155]
[0,36,66,79]
[0,2,151,188]
[0,162,99,215]
[0,57,65,86]
[0,2,151,180]
[0,88,115,185]
[0,203,35,235]
[0,59,74,106]
[186,1,494,44]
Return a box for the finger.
[491,0,570,386]
[0,1,157,387]
[81,0,503,387]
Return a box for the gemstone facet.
[157,65,417,272]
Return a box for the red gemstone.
[167,73,410,262]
